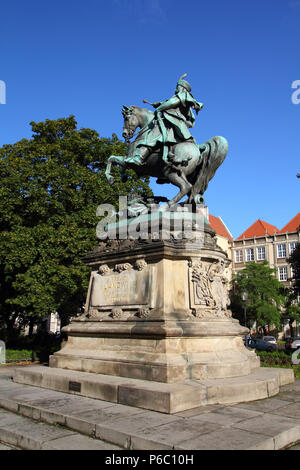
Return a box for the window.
[245,248,254,262]
[257,246,266,260]
[234,250,243,263]
[278,266,288,281]
[277,244,287,258]
[289,242,297,254]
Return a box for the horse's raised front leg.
[105,155,127,185]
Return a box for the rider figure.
[133,74,204,166]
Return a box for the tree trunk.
[28,318,35,337]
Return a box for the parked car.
[262,336,277,345]
[284,337,300,353]
[246,337,278,352]
[242,335,251,346]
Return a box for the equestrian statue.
[105,74,228,207]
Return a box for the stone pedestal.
[14,219,294,413]
[50,224,259,382]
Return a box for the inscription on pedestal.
[89,266,152,307]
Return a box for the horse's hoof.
[106,176,114,185]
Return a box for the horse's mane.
[130,106,154,126]
[131,105,154,116]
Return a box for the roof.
[236,219,279,240]
[209,215,233,240]
[280,212,300,233]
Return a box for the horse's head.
[122,105,139,141]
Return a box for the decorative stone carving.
[88,308,100,319]
[191,262,214,307]
[190,258,232,318]
[208,260,231,317]
[135,259,147,271]
[98,264,111,276]
[110,307,123,319]
[136,307,150,319]
[114,263,133,273]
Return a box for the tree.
[231,261,285,335]
[289,243,300,296]
[286,243,300,336]
[0,116,152,336]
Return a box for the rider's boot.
[134,146,150,166]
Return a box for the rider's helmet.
[177,73,191,92]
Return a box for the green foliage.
[256,350,300,377]
[283,286,300,337]
[231,261,285,332]
[289,243,300,296]
[5,349,33,362]
[0,116,152,332]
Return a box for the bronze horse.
[105,105,228,206]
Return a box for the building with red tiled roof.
[236,219,279,240]
[230,213,300,289]
[280,212,300,234]
[208,214,233,241]
[229,212,300,338]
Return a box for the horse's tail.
[191,136,228,199]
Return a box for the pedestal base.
[49,319,259,383]
[13,365,294,414]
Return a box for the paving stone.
[0,441,18,450]
[212,405,264,420]
[174,404,222,418]
[270,402,300,420]
[235,397,295,413]
[0,409,26,427]
[73,403,147,422]
[280,379,300,392]
[27,395,114,414]
[41,433,120,450]
[130,418,221,448]
[276,392,300,402]
[188,411,248,426]
[108,409,180,430]
[177,428,275,450]
[232,414,300,437]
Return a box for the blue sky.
[0,0,299,238]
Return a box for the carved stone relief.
[190,258,232,318]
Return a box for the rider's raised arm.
[152,101,163,109]
[154,96,181,114]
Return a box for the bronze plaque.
[69,381,81,392]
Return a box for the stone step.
[0,408,122,450]
[13,364,294,414]
[0,440,19,450]
[1,367,300,450]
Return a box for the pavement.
[0,364,300,451]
